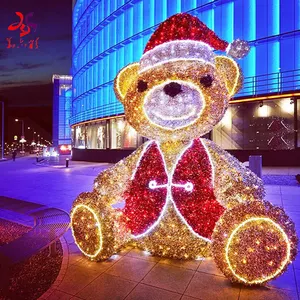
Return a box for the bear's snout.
[143,80,204,130]
[163,82,182,98]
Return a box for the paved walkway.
[1,156,300,300]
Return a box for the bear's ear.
[114,62,139,103]
[215,56,242,96]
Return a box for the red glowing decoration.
[144,13,228,53]
[122,143,168,236]
[122,139,224,239]
[59,144,72,155]
[172,139,225,238]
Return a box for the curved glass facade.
[70,0,300,157]
[71,0,300,126]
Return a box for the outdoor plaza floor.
[1,156,300,300]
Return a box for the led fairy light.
[71,204,103,259]
[149,181,194,192]
[203,139,265,208]
[224,217,290,284]
[125,138,222,241]
[139,57,216,74]
[114,62,139,100]
[71,12,297,285]
[139,40,215,72]
[212,201,297,285]
[143,80,205,130]
[122,60,230,143]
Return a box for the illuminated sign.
[60,145,72,151]
[59,144,72,155]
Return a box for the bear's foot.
[212,201,297,285]
[71,192,129,261]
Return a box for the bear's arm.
[93,143,146,205]
[201,138,265,208]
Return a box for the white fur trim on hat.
[140,40,215,73]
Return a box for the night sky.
[0,0,72,107]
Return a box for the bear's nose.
[163,82,182,98]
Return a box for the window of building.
[123,123,138,148]
[110,118,125,149]
[75,125,86,149]
[86,122,107,149]
[213,98,295,150]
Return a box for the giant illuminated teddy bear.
[71,13,297,285]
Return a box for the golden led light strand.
[225,217,291,284]
[71,204,103,259]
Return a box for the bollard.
[66,158,69,168]
[249,155,262,178]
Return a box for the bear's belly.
[135,200,211,260]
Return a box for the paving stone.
[159,257,201,271]
[142,263,194,294]
[56,264,101,295]
[184,272,240,300]
[268,265,297,291]
[240,286,297,300]
[46,290,73,300]
[197,257,225,277]
[126,248,161,262]
[126,283,181,300]
[106,256,156,282]
[76,273,136,300]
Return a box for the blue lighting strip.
[244,0,256,93]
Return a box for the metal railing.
[70,100,124,125]
[236,69,300,98]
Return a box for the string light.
[71,203,103,259]
[212,201,297,285]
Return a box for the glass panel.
[213,98,295,150]
[110,118,125,149]
[86,122,107,149]
[123,123,138,148]
[75,125,86,148]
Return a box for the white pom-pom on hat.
[226,39,251,59]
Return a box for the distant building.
[52,75,72,147]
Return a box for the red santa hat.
[139,13,250,72]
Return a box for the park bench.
[0,196,70,286]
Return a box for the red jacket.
[122,139,225,240]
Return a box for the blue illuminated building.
[52,75,73,147]
[71,0,300,165]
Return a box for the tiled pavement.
[1,157,300,299]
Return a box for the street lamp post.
[15,119,25,153]
[0,101,4,160]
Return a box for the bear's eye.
[200,74,213,88]
[137,80,148,92]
